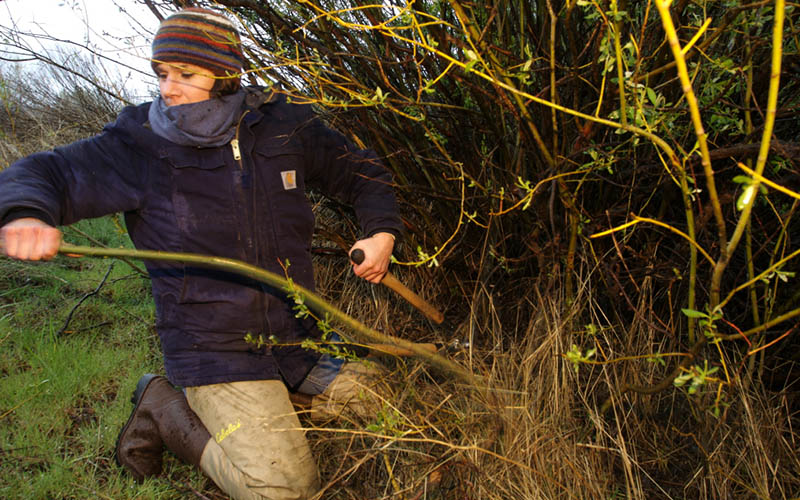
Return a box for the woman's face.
[155,63,215,106]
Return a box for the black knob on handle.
[350,248,365,265]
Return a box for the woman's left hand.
[350,232,395,284]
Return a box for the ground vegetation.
[1,1,799,498]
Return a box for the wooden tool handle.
[350,248,444,324]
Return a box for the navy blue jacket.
[0,88,402,388]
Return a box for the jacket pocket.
[253,146,315,248]
[162,145,243,254]
[177,267,265,331]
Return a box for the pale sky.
[0,0,161,99]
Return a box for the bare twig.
[58,262,114,336]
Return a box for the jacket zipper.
[231,110,269,343]
[231,138,241,162]
[231,109,249,166]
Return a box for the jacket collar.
[241,87,276,127]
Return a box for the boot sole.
[114,374,162,470]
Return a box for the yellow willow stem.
[391,133,467,268]
[595,68,608,117]
[655,3,727,280]
[743,32,761,371]
[612,0,627,126]
[591,216,715,266]
[490,168,592,216]
[716,247,800,311]
[712,333,732,386]
[546,0,559,152]
[745,220,760,326]
[712,0,785,315]
[685,190,699,343]
[719,307,800,342]
[681,17,712,56]
[737,163,800,200]
[55,244,480,386]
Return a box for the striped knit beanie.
[151,8,243,77]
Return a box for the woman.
[0,7,401,500]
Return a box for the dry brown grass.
[307,244,800,499]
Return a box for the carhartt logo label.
[281,170,297,190]
[215,419,242,443]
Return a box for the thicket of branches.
[190,0,800,496]
[0,55,126,159]
[184,0,800,382]
[2,0,800,497]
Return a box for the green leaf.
[736,184,756,211]
[674,373,692,387]
[681,308,708,319]
[522,58,533,72]
[732,175,751,184]
[646,87,658,106]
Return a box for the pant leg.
[307,361,390,420]
[185,380,320,500]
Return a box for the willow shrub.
[202,0,800,381]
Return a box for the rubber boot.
[115,374,212,481]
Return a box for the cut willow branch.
[56,243,481,386]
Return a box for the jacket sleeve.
[0,117,147,227]
[299,107,403,240]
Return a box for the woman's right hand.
[0,217,62,261]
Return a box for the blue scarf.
[148,90,246,147]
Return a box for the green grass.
[0,216,214,499]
